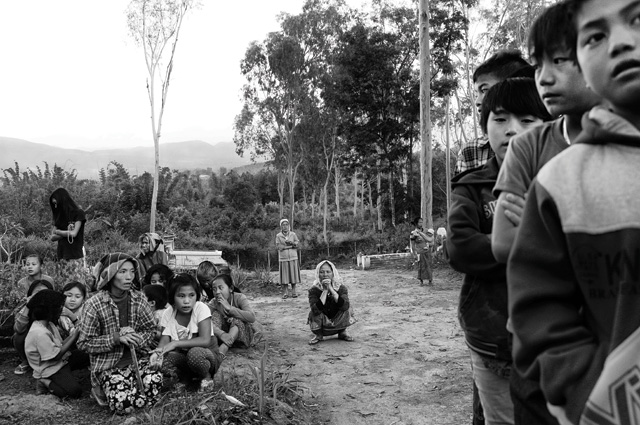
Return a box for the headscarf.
[139,232,163,255]
[93,252,139,291]
[313,260,342,305]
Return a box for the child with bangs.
[24,289,83,398]
[17,254,54,297]
[153,274,222,392]
[508,0,640,423]
[446,78,552,425]
[13,280,55,375]
[490,4,602,424]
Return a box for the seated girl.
[58,281,86,339]
[25,289,83,398]
[13,280,54,375]
[77,252,162,413]
[153,274,222,392]
[307,260,356,345]
[143,263,174,290]
[142,284,168,341]
[208,273,256,357]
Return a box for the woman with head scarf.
[307,260,356,345]
[136,232,169,283]
[275,218,301,299]
[49,188,91,290]
[77,252,162,413]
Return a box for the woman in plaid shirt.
[78,252,162,413]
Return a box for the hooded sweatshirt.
[445,157,510,362]
[508,109,640,424]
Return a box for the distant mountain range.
[0,137,256,180]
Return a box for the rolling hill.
[0,137,254,180]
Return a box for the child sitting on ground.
[17,254,54,297]
[446,77,552,425]
[208,273,256,357]
[143,263,174,290]
[508,0,640,423]
[58,281,87,339]
[13,280,55,375]
[25,289,82,398]
[143,284,168,341]
[195,260,218,302]
[153,273,222,392]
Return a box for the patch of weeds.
[135,346,320,425]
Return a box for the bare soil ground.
[0,265,472,425]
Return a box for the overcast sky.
[0,0,362,151]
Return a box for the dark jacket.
[445,157,510,361]
[308,285,350,320]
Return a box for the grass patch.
[135,346,321,425]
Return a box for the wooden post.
[267,249,271,271]
[419,0,433,229]
[445,95,451,212]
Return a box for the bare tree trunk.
[277,169,285,217]
[445,95,452,214]
[311,189,316,218]
[367,179,374,220]
[353,171,358,219]
[334,165,341,218]
[376,168,383,231]
[323,181,329,246]
[419,0,433,229]
[388,169,396,227]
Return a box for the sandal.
[308,335,323,345]
[91,386,109,408]
[198,378,215,393]
[14,363,30,375]
[282,294,289,299]
[338,332,355,342]
[292,293,298,298]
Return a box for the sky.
[0,0,362,151]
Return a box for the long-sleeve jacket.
[276,231,299,262]
[508,115,640,424]
[308,285,350,320]
[445,157,510,361]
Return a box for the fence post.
[267,249,271,272]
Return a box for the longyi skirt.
[279,259,301,285]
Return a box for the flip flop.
[282,294,289,299]
[292,294,298,298]
[308,335,323,345]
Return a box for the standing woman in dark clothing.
[307,260,356,345]
[49,188,90,290]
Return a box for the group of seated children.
[12,254,256,414]
[447,0,640,423]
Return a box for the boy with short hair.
[508,0,640,423]
[446,78,552,424]
[491,2,602,264]
[490,5,602,424]
[456,50,533,174]
[17,254,54,296]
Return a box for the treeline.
[0,147,452,267]
[235,0,473,233]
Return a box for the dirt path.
[232,266,473,425]
[0,266,472,425]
